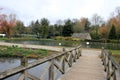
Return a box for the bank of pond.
[0,46,57,58]
[0,39,120,65]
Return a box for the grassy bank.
[0,37,53,41]
[0,46,57,59]
[108,50,120,64]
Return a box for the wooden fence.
[101,47,120,80]
[0,46,81,80]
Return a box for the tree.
[62,19,73,36]
[90,29,99,39]
[108,25,116,39]
[0,14,16,38]
[92,14,104,27]
[40,18,49,38]
[84,18,91,31]
[99,24,108,39]
[73,18,90,33]
[31,20,41,36]
[108,7,120,40]
[13,20,25,37]
[73,20,82,33]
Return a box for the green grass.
[0,46,56,58]
[108,49,120,64]
[0,37,53,41]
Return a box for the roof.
[72,33,91,40]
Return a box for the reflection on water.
[0,58,20,73]
[4,40,120,50]
[5,40,81,47]
[82,42,120,50]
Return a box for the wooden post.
[101,47,104,61]
[69,51,73,67]
[115,68,120,80]
[62,56,65,74]
[20,56,28,80]
[49,59,54,80]
[63,48,66,52]
[78,48,81,56]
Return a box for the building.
[72,33,91,40]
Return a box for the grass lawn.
[108,49,120,64]
[0,45,57,59]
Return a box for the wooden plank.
[59,49,107,80]
[54,62,64,74]
[64,56,72,67]
[49,59,54,80]
[18,74,24,80]
[28,73,41,80]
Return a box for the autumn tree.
[73,20,82,33]
[73,18,90,33]
[0,14,16,38]
[99,24,108,39]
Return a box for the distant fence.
[0,46,81,80]
[101,47,120,80]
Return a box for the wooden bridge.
[0,46,120,80]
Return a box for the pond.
[81,42,120,50]
[0,58,53,80]
[4,40,120,50]
[5,39,81,47]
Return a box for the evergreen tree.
[62,19,73,36]
[108,25,116,39]
[40,18,49,38]
[31,20,41,37]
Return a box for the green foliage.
[108,25,117,39]
[55,36,81,41]
[108,50,120,64]
[84,19,91,31]
[13,21,25,37]
[73,20,82,33]
[0,46,49,58]
[31,20,41,36]
[90,29,99,39]
[40,18,49,38]
[62,19,73,36]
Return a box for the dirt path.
[0,42,71,52]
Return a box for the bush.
[55,36,81,41]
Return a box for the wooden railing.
[101,47,120,80]
[0,46,81,80]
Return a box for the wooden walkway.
[58,49,107,80]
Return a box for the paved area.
[58,49,106,80]
[0,42,70,52]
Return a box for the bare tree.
[91,14,104,27]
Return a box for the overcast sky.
[0,0,120,26]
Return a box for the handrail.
[101,47,120,80]
[0,45,82,80]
